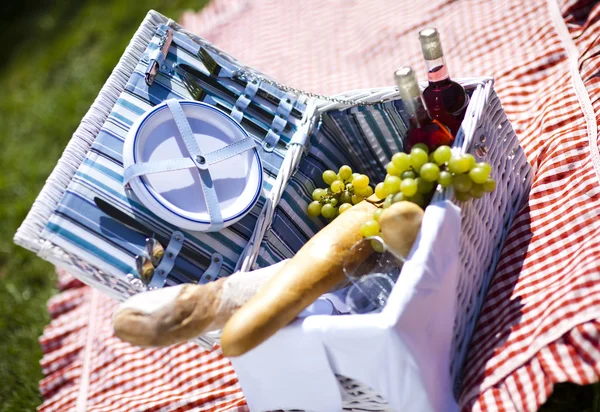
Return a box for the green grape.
[383,194,394,209]
[312,188,327,201]
[400,178,418,197]
[329,198,339,207]
[352,174,370,190]
[464,154,476,170]
[433,145,452,165]
[387,162,402,177]
[469,166,490,184]
[345,174,355,183]
[322,170,337,185]
[345,183,354,192]
[410,148,429,171]
[321,203,337,219]
[416,177,435,194]
[392,192,405,203]
[370,239,385,253]
[420,163,440,182]
[453,174,473,193]
[375,182,388,199]
[356,185,374,197]
[339,203,353,214]
[384,175,402,194]
[307,201,322,217]
[330,180,345,193]
[455,191,471,202]
[408,192,426,208]
[470,183,485,199]
[352,172,361,179]
[352,194,364,205]
[360,220,380,237]
[476,162,492,175]
[412,143,430,153]
[401,170,417,180]
[373,208,383,221]
[438,171,453,188]
[483,177,497,192]
[448,155,471,174]
[392,152,411,173]
[339,191,352,205]
[339,165,353,180]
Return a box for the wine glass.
[343,236,405,314]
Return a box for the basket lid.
[122,99,262,232]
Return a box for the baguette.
[113,261,285,347]
[221,198,378,357]
[378,201,424,258]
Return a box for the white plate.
[123,100,262,232]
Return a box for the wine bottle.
[394,66,455,151]
[419,28,469,136]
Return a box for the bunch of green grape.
[359,143,496,237]
[307,165,374,219]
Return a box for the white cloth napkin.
[231,200,461,412]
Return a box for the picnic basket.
[14,10,532,411]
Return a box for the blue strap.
[166,100,203,157]
[149,231,184,288]
[200,253,223,283]
[123,136,256,185]
[231,80,259,123]
[123,158,196,185]
[263,93,295,152]
[166,99,223,231]
[204,136,256,164]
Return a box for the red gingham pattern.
[39,1,600,410]
[39,271,247,412]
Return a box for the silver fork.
[176,67,207,101]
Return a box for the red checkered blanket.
[39,0,600,410]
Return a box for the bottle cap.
[419,28,444,60]
[394,66,421,101]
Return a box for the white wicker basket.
[13,11,532,411]
[229,79,532,411]
[327,77,534,390]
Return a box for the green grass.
[0,1,598,411]
[0,2,204,410]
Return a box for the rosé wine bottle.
[394,66,455,151]
[419,28,469,136]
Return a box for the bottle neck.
[425,56,450,84]
[405,95,431,128]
